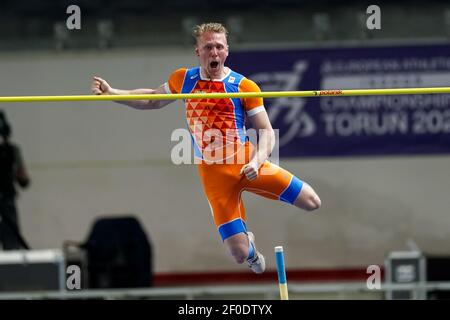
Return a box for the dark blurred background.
[1,0,449,50]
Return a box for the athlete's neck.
[201,67,229,81]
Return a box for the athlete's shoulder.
[239,76,261,92]
[168,69,186,94]
[170,67,201,79]
[168,67,200,93]
[229,70,264,111]
[169,67,187,78]
[224,68,254,86]
[221,68,244,86]
[184,66,201,80]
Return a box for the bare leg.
[224,232,250,264]
[294,183,321,211]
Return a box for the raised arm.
[91,76,173,110]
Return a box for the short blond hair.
[192,22,228,41]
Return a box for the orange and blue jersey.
[164,67,304,241]
[164,67,264,162]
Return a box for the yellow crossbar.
[1,87,450,103]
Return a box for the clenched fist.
[240,161,260,181]
[91,76,113,95]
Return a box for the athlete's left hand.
[240,161,260,181]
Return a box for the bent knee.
[307,194,321,211]
[295,192,321,211]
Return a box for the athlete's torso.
[167,67,264,162]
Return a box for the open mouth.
[209,61,219,69]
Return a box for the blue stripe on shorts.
[279,176,303,205]
[218,219,247,241]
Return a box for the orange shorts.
[197,144,304,241]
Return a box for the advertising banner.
[229,44,450,157]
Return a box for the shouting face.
[195,31,229,80]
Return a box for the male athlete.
[91,22,321,274]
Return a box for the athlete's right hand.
[91,76,113,95]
